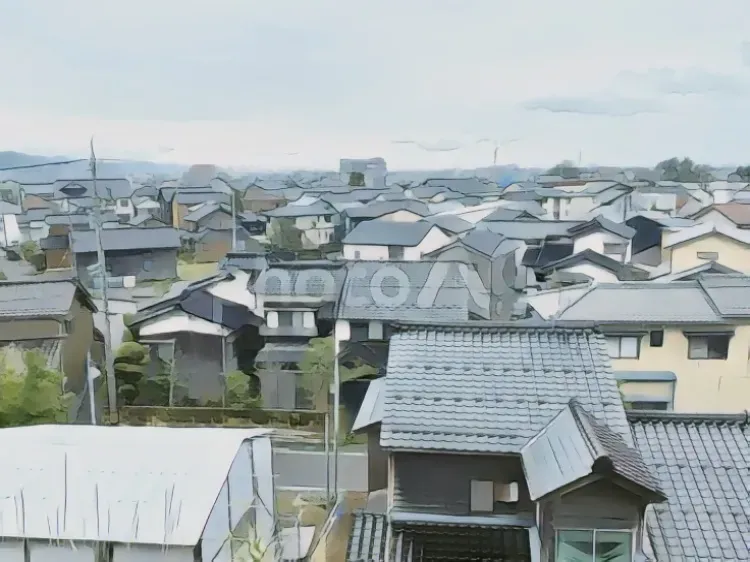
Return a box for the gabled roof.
[263,200,337,218]
[481,220,583,241]
[0,279,96,319]
[662,222,750,249]
[690,202,750,226]
[538,250,649,281]
[557,282,724,323]
[422,214,473,235]
[343,220,435,247]
[420,177,500,196]
[458,229,508,257]
[183,201,232,223]
[651,261,742,282]
[522,399,663,501]
[567,216,636,239]
[343,200,429,219]
[336,261,471,322]
[629,411,750,562]
[71,227,181,252]
[697,274,750,317]
[521,242,574,268]
[380,323,629,453]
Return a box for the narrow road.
[273,449,368,492]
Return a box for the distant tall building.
[340,157,387,188]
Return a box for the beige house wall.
[667,234,750,275]
[612,324,750,412]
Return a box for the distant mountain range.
[0,151,188,183]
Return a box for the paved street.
[273,448,368,492]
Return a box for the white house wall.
[379,210,422,222]
[413,227,452,258]
[200,438,276,562]
[561,263,619,283]
[343,244,389,260]
[114,545,194,562]
[572,231,632,262]
[691,209,736,229]
[526,286,591,319]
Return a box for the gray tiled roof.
[255,262,347,300]
[264,200,337,218]
[480,220,583,240]
[697,274,750,317]
[567,216,636,239]
[458,230,511,257]
[630,411,750,561]
[421,177,500,196]
[522,399,661,501]
[424,215,474,235]
[0,280,81,318]
[337,261,470,322]
[343,220,434,247]
[71,227,181,252]
[558,282,724,323]
[381,323,629,453]
[183,202,231,223]
[344,200,429,219]
[346,512,388,562]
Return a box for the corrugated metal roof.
[0,425,269,545]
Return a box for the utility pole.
[332,326,341,500]
[90,138,118,424]
[231,188,237,251]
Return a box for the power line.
[0,156,157,173]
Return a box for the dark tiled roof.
[337,261,470,322]
[0,280,81,318]
[343,221,434,247]
[538,249,650,280]
[347,512,388,562]
[219,252,268,272]
[71,227,181,252]
[381,323,628,453]
[522,399,662,501]
[567,216,636,239]
[629,411,750,561]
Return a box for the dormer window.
[556,529,632,562]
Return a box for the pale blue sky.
[0,0,748,169]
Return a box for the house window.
[368,321,384,341]
[649,330,664,347]
[606,336,640,359]
[63,319,74,334]
[627,400,670,411]
[688,334,729,360]
[697,251,719,260]
[349,322,369,341]
[603,242,627,256]
[470,480,519,512]
[388,246,404,259]
[556,530,632,562]
[354,250,361,259]
[277,311,294,327]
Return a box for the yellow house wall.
[668,234,750,275]
[612,325,750,412]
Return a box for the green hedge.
[115,405,326,430]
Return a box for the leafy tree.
[299,337,377,400]
[19,240,38,262]
[0,348,73,427]
[267,218,304,251]
[655,157,713,182]
[730,165,750,182]
[348,171,365,187]
[226,370,262,409]
[545,160,580,179]
[114,341,150,405]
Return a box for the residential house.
[567,216,635,263]
[265,200,339,247]
[130,271,262,404]
[625,212,696,267]
[425,229,523,319]
[183,201,236,232]
[252,260,347,409]
[238,210,268,236]
[689,201,750,229]
[532,250,650,285]
[628,410,750,561]
[18,183,55,211]
[0,425,276,562]
[157,186,231,228]
[349,323,664,561]
[16,208,54,242]
[128,211,167,228]
[416,177,501,200]
[71,227,180,284]
[423,214,474,236]
[342,201,430,233]
[243,180,288,213]
[342,220,452,261]
[661,222,750,275]
[0,279,96,402]
[194,227,263,263]
[549,276,750,412]
[340,157,387,188]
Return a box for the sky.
[0,0,749,170]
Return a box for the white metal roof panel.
[0,425,269,545]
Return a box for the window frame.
[627,400,670,411]
[696,251,719,260]
[606,335,640,359]
[276,311,294,327]
[555,528,634,562]
[687,334,729,360]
